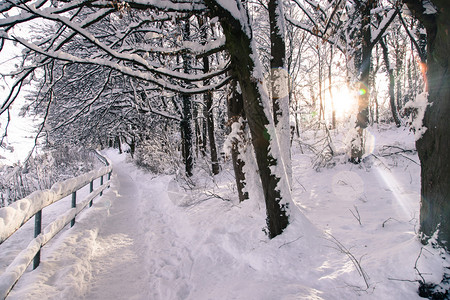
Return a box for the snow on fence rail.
[0,151,112,299]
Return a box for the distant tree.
[287,0,397,162]
[380,37,402,127]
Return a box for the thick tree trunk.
[268,0,292,187]
[207,2,291,238]
[405,0,450,249]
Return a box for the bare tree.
[0,0,295,238]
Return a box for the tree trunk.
[329,47,336,129]
[405,0,450,249]
[181,19,194,177]
[228,79,248,202]
[207,2,291,238]
[194,104,204,157]
[380,38,401,127]
[114,136,122,154]
[268,0,292,187]
[199,16,220,175]
[127,138,136,158]
[350,0,374,163]
[203,61,219,175]
[318,53,325,121]
[180,97,194,177]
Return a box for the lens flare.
[356,82,369,96]
[374,167,417,218]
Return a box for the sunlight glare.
[375,167,415,219]
[327,86,357,121]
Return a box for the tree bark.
[207,2,290,238]
[268,0,292,187]
[181,19,194,177]
[199,16,220,175]
[405,0,450,249]
[202,59,219,175]
[329,47,336,129]
[350,0,374,163]
[228,79,248,202]
[114,136,122,154]
[380,38,402,127]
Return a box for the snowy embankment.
[4,125,449,299]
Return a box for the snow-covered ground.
[3,125,449,299]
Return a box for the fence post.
[71,191,76,227]
[100,176,104,196]
[33,210,42,269]
[89,180,94,207]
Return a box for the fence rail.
[0,151,112,299]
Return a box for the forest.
[0,0,449,298]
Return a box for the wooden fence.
[0,151,113,299]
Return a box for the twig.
[388,277,420,283]
[415,247,434,283]
[326,233,370,289]
[279,236,303,248]
[382,217,401,227]
[203,191,231,202]
[380,145,416,155]
[349,205,362,226]
[397,153,420,165]
[295,178,307,192]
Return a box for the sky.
[0,39,37,165]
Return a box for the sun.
[326,85,357,121]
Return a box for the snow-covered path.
[84,164,151,299]
[8,151,331,299]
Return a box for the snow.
[1,127,447,299]
[370,9,397,44]
[0,165,112,244]
[404,92,429,141]
[222,117,244,158]
[214,0,251,37]
[423,1,437,15]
